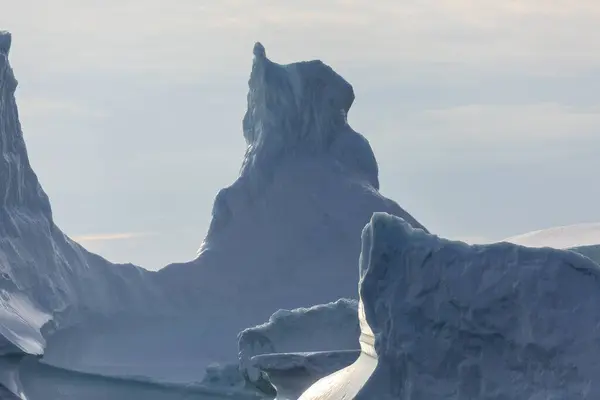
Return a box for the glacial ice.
[3,26,599,400]
[251,351,360,400]
[0,30,427,395]
[238,299,360,395]
[301,213,600,399]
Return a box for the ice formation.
[251,350,360,400]
[238,299,360,394]
[301,213,600,399]
[0,31,427,393]
[144,41,426,379]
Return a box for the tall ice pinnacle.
[156,43,427,384]
[0,31,53,234]
[0,31,11,55]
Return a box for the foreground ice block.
[301,212,600,399]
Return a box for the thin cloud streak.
[73,232,156,242]
[16,96,108,119]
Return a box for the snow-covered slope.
[505,223,600,264]
[0,30,166,360]
[505,222,600,249]
[301,213,600,399]
[0,33,426,388]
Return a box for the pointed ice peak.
[0,31,11,55]
[253,42,266,59]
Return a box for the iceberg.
[0,30,427,391]
[140,42,426,381]
[238,299,360,396]
[301,213,600,399]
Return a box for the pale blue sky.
[3,0,600,270]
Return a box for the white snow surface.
[505,222,600,249]
[301,213,600,399]
[0,32,427,389]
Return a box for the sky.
[2,0,599,270]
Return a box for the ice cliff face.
[0,33,52,227]
[301,213,600,399]
[0,31,163,357]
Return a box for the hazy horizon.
[3,0,600,270]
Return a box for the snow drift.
[506,222,600,250]
[0,32,426,388]
[301,213,600,399]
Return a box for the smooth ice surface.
[506,222,600,249]
[0,33,426,388]
[301,213,600,399]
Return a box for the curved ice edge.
[251,350,360,372]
